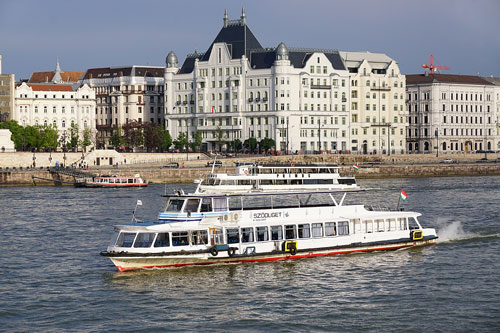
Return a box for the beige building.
[79,66,165,148]
[0,55,15,122]
[340,51,407,155]
[406,74,497,153]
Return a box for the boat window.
[154,233,170,247]
[387,218,397,231]
[398,218,407,230]
[213,198,228,212]
[298,224,310,238]
[166,199,184,212]
[116,232,136,247]
[256,226,269,241]
[200,198,212,212]
[260,180,272,185]
[185,199,200,213]
[271,226,283,240]
[241,227,254,243]
[134,233,155,248]
[191,230,208,245]
[128,179,133,184]
[285,225,296,239]
[237,179,252,185]
[109,230,119,246]
[409,217,420,230]
[338,221,349,235]
[172,231,189,246]
[109,178,115,184]
[325,222,337,236]
[220,180,236,185]
[375,219,385,232]
[226,228,240,244]
[312,223,323,237]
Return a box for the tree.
[0,120,24,150]
[160,128,172,151]
[215,126,227,152]
[190,130,202,152]
[109,128,124,150]
[79,128,92,152]
[40,124,59,151]
[173,132,189,151]
[143,123,163,152]
[260,137,276,153]
[243,137,258,153]
[233,139,243,152]
[67,122,79,151]
[122,120,144,149]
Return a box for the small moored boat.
[100,189,437,271]
[77,174,148,188]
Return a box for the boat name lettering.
[253,212,282,219]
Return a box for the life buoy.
[244,169,249,175]
[290,247,297,255]
[209,247,218,256]
[228,247,236,257]
[290,162,295,167]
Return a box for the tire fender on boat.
[209,247,218,256]
[228,247,236,257]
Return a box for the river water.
[1,176,500,332]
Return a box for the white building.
[164,9,351,153]
[14,82,96,143]
[79,66,165,148]
[406,74,498,153]
[340,52,407,154]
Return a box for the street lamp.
[32,151,36,168]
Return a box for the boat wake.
[435,220,500,243]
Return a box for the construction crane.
[422,54,450,74]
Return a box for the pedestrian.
[116,162,119,168]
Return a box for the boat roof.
[165,188,364,198]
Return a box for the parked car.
[442,158,455,164]
[206,161,223,168]
[163,162,179,169]
[476,157,489,163]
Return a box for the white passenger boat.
[196,163,359,193]
[100,190,437,271]
[77,174,148,188]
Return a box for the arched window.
[53,120,57,127]
[84,120,88,129]
[44,120,48,126]
[442,142,446,151]
[62,120,66,128]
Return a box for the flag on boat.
[211,106,216,114]
[353,164,359,170]
[400,189,407,201]
[137,199,143,206]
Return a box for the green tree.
[143,123,162,152]
[173,132,189,151]
[243,137,258,153]
[215,126,227,152]
[0,120,24,150]
[122,120,144,149]
[160,128,172,151]
[233,139,243,152]
[40,124,59,150]
[260,137,276,153]
[67,122,79,151]
[80,128,92,152]
[109,128,124,150]
[190,130,203,152]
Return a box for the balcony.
[310,84,331,90]
[371,86,391,91]
[176,101,181,105]
[182,101,188,105]
[189,100,195,105]
[255,97,261,102]
[248,97,253,102]
[342,97,347,102]
[263,97,268,102]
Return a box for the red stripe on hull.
[115,240,435,272]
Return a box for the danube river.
[1,177,499,331]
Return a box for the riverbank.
[2,160,500,186]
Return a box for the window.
[166,199,184,212]
[271,226,283,240]
[134,233,155,248]
[285,225,296,239]
[200,198,212,212]
[241,228,254,243]
[191,230,208,245]
[325,222,336,236]
[298,224,310,238]
[154,233,170,247]
[338,221,349,235]
[312,223,323,237]
[226,228,240,244]
[116,232,136,247]
[184,199,200,213]
[256,227,269,241]
[172,231,189,246]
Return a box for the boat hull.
[104,237,437,272]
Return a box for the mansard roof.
[406,74,494,85]
[248,48,346,71]
[82,66,164,80]
[201,22,263,62]
[179,53,204,74]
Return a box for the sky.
[1,0,499,80]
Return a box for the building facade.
[164,9,351,153]
[79,66,165,148]
[341,52,407,154]
[0,55,15,122]
[406,74,498,153]
[14,82,96,142]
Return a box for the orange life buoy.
[290,162,295,167]
[244,169,249,175]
